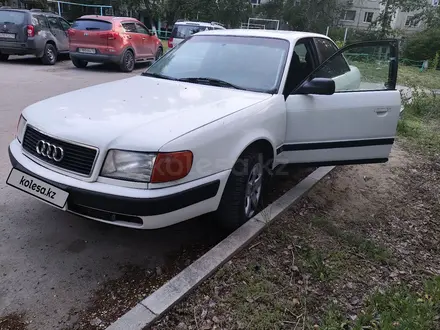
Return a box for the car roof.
[77,15,137,22]
[195,29,331,43]
[0,8,59,15]
[174,20,224,28]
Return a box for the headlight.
[101,149,193,183]
[101,150,156,182]
[16,115,27,143]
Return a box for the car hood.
[22,76,271,151]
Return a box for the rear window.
[0,10,25,25]
[170,24,211,38]
[71,19,112,31]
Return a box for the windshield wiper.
[141,72,177,81]
[177,77,244,90]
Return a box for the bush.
[402,28,440,67]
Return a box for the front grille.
[22,126,98,176]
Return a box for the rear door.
[47,16,69,51]
[281,39,400,166]
[121,21,143,57]
[69,19,113,54]
[135,22,154,58]
[0,10,27,43]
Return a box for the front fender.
[151,95,286,189]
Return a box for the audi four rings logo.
[36,140,64,162]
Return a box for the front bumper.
[8,139,229,229]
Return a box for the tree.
[373,0,431,38]
[256,0,346,33]
[402,27,440,63]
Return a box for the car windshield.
[144,35,290,93]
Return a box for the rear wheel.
[0,53,9,61]
[217,148,266,230]
[119,50,135,72]
[41,43,57,65]
[72,57,88,69]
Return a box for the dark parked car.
[0,7,70,65]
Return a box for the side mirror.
[296,78,335,95]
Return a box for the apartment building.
[339,0,437,33]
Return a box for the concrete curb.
[106,166,335,330]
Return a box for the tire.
[119,50,135,72]
[72,57,88,69]
[217,148,267,230]
[0,53,9,61]
[155,47,163,61]
[41,43,57,65]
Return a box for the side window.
[47,17,62,30]
[135,23,149,35]
[313,43,397,92]
[122,22,136,33]
[32,15,49,29]
[59,18,71,31]
[314,38,350,78]
[285,38,316,94]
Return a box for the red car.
[68,15,163,72]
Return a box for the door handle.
[127,35,132,39]
[375,107,389,115]
[142,37,146,40]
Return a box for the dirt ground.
[153,143,440,329]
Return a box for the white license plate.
[7,169,69,208]
[78,48,96,54]
[0,33,15,39]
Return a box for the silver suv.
[0,7,71,65]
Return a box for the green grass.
[311,217,392,263]
[398,66,440,90]
[161,39,168,52]
[320,277,440,330]
[398,88,440,154]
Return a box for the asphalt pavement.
[0,57,223,329]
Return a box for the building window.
[340,10,356,21]
[364,12,374,23]
[405,16,418,27]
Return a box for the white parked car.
[7,29,401,230]
[167,20,226,49]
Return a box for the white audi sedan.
[7,29,401,230]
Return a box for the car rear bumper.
[8,139,229,229]
[70,52,121,64]
[0,40,38,55]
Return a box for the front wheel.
[217,149,266,230]
[41,43,57,65]
[119,50,135,72]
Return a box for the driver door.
[279,39,400,166]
